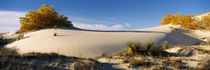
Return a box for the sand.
[6,24,203,58]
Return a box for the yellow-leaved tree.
[160,13,210,30]
[19,4,73,32]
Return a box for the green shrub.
[143,40,155,51]
[126,41,140,54]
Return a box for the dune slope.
[6,25,203,58]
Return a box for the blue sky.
[0,0,209,32]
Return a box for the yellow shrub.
[19,4,73,32]
[160,13,210,30]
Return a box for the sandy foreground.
[5,25,205,58]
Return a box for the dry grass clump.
[125,40,169,57]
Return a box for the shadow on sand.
[60,27,167,33]
[158,28,204,46]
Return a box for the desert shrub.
[143,40,155,51]
[19,4,73,32]
[126,41,140,54]
[160,13,210,30]
[126,40,168,57]
[162,41,169,50]
[16,33,24,40]
[53,33,57,36]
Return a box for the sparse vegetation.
[0,48,102,70]
[105,43,210,70]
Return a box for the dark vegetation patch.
[0,48,102,70]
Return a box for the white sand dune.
[6,25,203,58]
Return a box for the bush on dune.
[160,13,210,30]
[19,4,73,32]
[125,40,169,57]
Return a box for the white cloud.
[73,22,123,30]
[0,26,19,33]
[0,11,26,33]
[0,11,129,32]
[0,11,26,24]
[125,23,130,27]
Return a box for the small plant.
[54,25,57,30]
[162,41,169,50]
[54,32,57,36]
[16,33,24,40]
